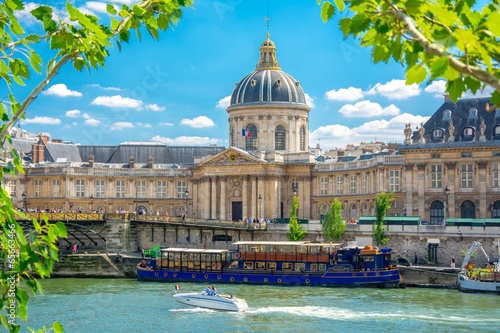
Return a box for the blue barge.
[137,241,400,287]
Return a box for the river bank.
[51,253,460,288]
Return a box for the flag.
[247,131,252,137]
[242,129,247,136]
[174,285,181,290]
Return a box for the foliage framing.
[373,191,393,246]
[322,198,346,242]
[288,196,306,241]
[318,0,500,105]
[0,1,192,332]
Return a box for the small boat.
[173,286,248,312]
[457,241,500,294]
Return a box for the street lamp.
[258,194,263,219]
[184,189,189,221]
[443,185,450,225]
[51,197,54,212]
[292,186,297,197]
[22,191,27,210]
[104,197,107,214]
[90,195,94,213]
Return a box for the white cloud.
[305,93,315,108]
[85,119,101,127]
[180,116,215,128]
[461,85,494,99]
[366,79,420,100]
[91,95,143,109]
[424,80,446,97]
[82,1,109,14]
[145,104,165,112]
[325,87,364,101]
[21,116,61,125]
[15,3,66,25]
[88,84,121,91]
[151,135,221,146]
[43,84,82,97]
[159,122,174,126]
[310,113,431,150]
[110,122,134,130]
[65,109,81,117]
[216,96,231,109]
[338,100,400,118]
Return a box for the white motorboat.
[457,241,500,294]
[173,287,248,312]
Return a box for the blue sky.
[13,0,493,151]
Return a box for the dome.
[229,34,307,107]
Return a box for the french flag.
[174,285,181,290]
[242,129,252,137]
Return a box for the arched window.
[245,124,258,150]
[491,201,500,218]
[460,200,476,218]
[319,204,328,221]
[275,124,286,150]
[350,204,357,220]
[429,201,444,224]
[299,126,305,151]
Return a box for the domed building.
[227,33,310,154]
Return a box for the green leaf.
[52,322,64,333]
[429,56,449,80]
[406,64,427,84]
[334,0,345,12]
[106,4,117,15]
[463,76,481,94]
[320,1,335,23]
[446,78,466,102]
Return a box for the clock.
[228,153,237,162]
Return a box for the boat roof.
[232,241,341,247]
[160,248,229,254]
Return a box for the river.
[20,278,498,333]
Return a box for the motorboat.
[457,241,500,294]
[173,287,248,312]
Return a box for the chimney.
[89,154,94,168]
[39,134,49,144]
[148,155,153,169]
[32,142,44,163]
[52,139,63,143]
[444,93,451,102]
[129,155,135,169]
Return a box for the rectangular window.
[493,163,500,188]
[51,179,60,198]
[336,176,343,195]
[431,154,441,159]
[116,180,125,198]
[76,179,85,197]
[9,179,17,198]
[361,174,367,194]
[34,180,42,198]
[157,181,167,198]
[350,175,357,194]
[95,180,105,198]
[389,170,400,191]
[320,176,328,195]
[136,180,146,198]
[460,164,473,188]
[177,181,187,198]
[430,164,443,188]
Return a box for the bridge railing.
[131,214,267,230]
[16,212,106,222]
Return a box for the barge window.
[310,264,318,271]
[282,262,292,270]
[266,262,276,270]
[294,263,305,271]
[244,261,254,270]
[319,264,327,271]
[255,262,265,270]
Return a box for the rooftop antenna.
[264,1,270,34]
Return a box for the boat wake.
[244,306,500,323]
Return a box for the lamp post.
[22,191,27,210]
[444,185,450,225]
[90,195,94,213]
[69,202,74,213]
[258,194,262,220]
[184,189,189,222]
[104,197,107,214]
[51,197,54,212]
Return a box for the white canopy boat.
[457,241,500,294]
[173,287,248,312]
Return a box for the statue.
[479,118,486,136]
[404,123,412,140]
[418,122,425,139]
[448,120,455,138]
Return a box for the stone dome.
[229,34,307,107]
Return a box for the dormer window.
[494,126,500,135]
[463,127,474,136]
[295,81,300,87]
[443,109,451,120]
[468,108,478,118]
[432,129,443,138]
[250,79,256,87]
[276,79,281,86]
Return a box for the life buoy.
[163,272,168,277]
[264,278,268,283]
[230,277,235,282]
[154,271,159,276]
[305,279,310,284]
[277,278,282,284]
[204,274,209,279]
[243,277,248,282]
[234,253,240,260]
[217,275,221,280]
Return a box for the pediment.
[197,148,265,167]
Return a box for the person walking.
[451,255,456,268]
[414,252,418,265]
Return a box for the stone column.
[202,178,210,219]
[211,177,217,219]
[251,177,257,218]
[220,178,226,220]
[242,176,248,220]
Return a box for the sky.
[11,0,493,151]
